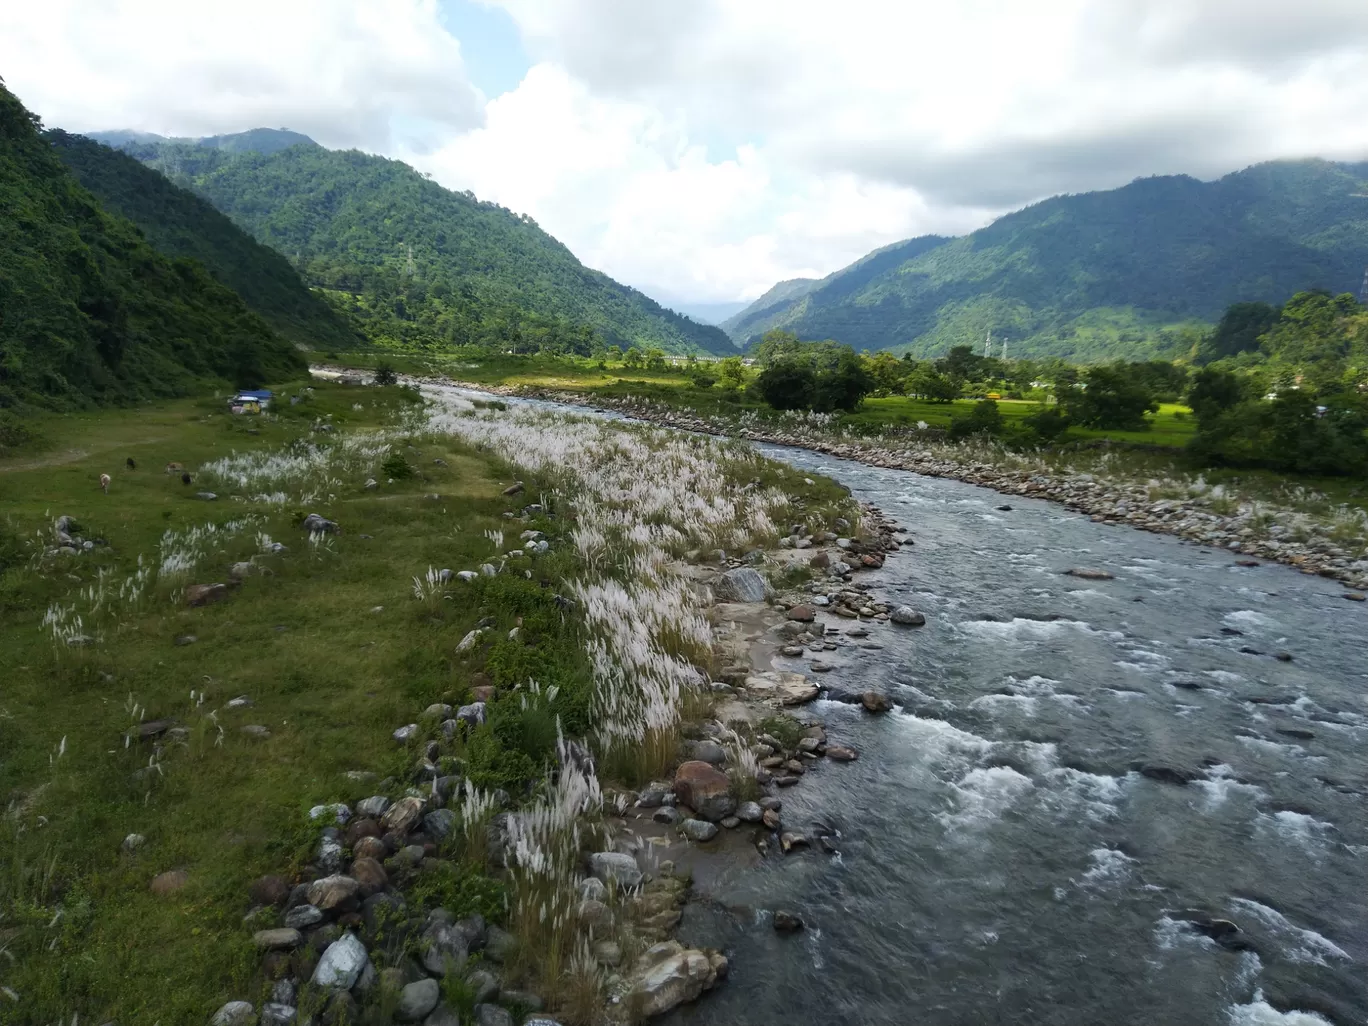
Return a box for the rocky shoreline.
[433,378,1368,596]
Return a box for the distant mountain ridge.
[50,130,358,349]
[0,86,303,408]
[88,127,317,156]
[102,130,735,355]
[725,160,1368,361]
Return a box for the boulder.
[736,801,763,823]
[355,795,391,818]
[786,604,816,623]
[397,978,441,1022]
[393,724,419,743]
[744,671,817,706]
[474,1005,514,1026]
[679,819,719,843]
[860,691,893,714]
[350,857,388,897]
[773,911,804,932]
[248,874,290,907]
[713,568,768,603]
[672,761,737,822]
[889,606,925,626]
[184,583,228,607]
[285,904,323,929]
[209,1001,255,1026]
[456,702,487,727]
[626,941,726,1018]
[686,739,726,765]
[1064,567,1114,580]
[150,869,189,896]
[307,875,359,912]
[826,745,859,762]
[312,932,369,989]
[301,513,339,534]
[419,920,469,976]
[254,928,303,951]
[259,1004,296,1026]
[423,808,457,841]
[588,852,643,889]
[381,796,425,835]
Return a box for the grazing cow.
[99,473,111,494]
[126,457,136,470]
[181,472,192,486]
[164,462,184,474]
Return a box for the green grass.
[0,382,595,1022]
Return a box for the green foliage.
[724,161,1368,361]
[753,361,816,410]
[1189,390,1368,475]
[1186,368,1245,422]
[1201,301,1281,362]
[1021,405,1071,443]
[405,860,506,923]
[948,398,1004,439]
[907,367,959,402]
[48,130,359,350]
[758,715,802,751]
[1058,365,1160,430]
[380,450,414,479]
[116,136,735,355]
[372,361,398,387]
[751,341,874,413]
[0,83,305,409]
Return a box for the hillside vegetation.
[113,131,735,355]
[726,161,1368,361]
[50,130,360,350]
[0,85,304,411]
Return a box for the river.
[425,385,1366,1025]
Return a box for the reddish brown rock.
[809,551,830,569]
[184,583,228,607]
[353,836,387,861]
[860,691,893,714]
[349,857,388,897]
[248,874,291,907]
[673,761,737,822]
[471,685,496,702]
[307,874,360,912]
[345,818,381,846]
[149,869,189,896]
[380,795,425,835]
[785,604,816,623]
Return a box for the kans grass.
[0,379,859,1023]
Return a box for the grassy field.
[0,382,597,1022]
[313,351,1199,448]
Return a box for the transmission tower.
[984,330,993,358]
[1359,266,1368,305]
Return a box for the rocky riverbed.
[432,379,1368,596]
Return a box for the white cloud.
[8,1,1368,305]
[0,0,483,150]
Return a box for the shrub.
[373,361,399,386]
[948,398,1004,439]
[1022,405,1070,443]
[381,450,414,479]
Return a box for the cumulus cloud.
[0,0,483,150]
[7,1,1368,304]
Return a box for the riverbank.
[421,377,1368,596]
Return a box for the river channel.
[431,386,1367,1025]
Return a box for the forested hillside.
[727,162,1368,361]
[0,84,304,410]
[50,130,359,350]
[113,135,735,355]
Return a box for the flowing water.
[670,444,1367,1026]
[427,387,1366,1024]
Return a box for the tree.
[936,345,984,385]
[718,357,746,387]
[813,348,875,411]
[750,329,804,365]
[605,344,622,363]
[1186,368,1243,424]
[907,368,958,402]
[373,361,398,386]
[1058,364,1159,430]
[753,361,816,410]
[645,346,667,371]
[623,346,644,369]
[1022,405,1071,443]
[948,398,1003,439]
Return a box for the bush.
[1022,406,1070,443]
[381,450,414,479]
[948,399,1003,439]
[373,361,398,386]
[689,372,717,390]
[1188,391,1368,475]
[1058,364,1159,430]
[752,361,816,410]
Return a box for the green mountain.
[0,85,304,409]
[719,277,818,338]
[727,161,1368,361]
[49,130,359,350]
[87,127,316,156]
[109,134,735,355]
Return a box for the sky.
[5,0,1368,314]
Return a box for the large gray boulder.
[312,932,369,989]
[588,851,643,889]
[209,1002,255,1026]
[626,941,727,1017]
[397,978,441,1022]
[419,919,469,976]
[713,568,768,603]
